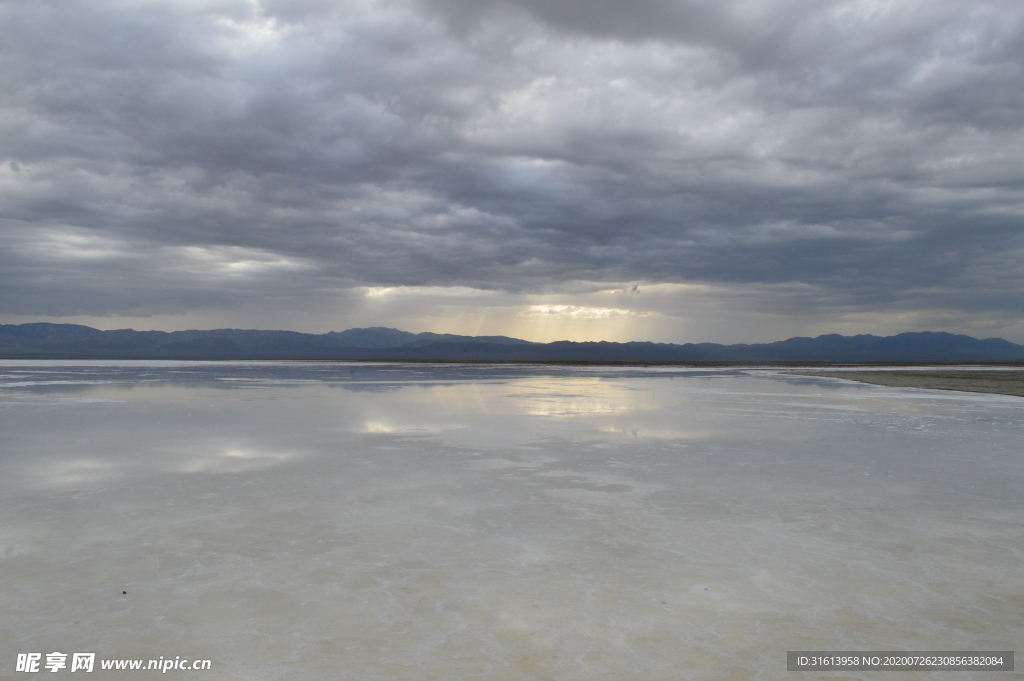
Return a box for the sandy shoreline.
[793,369,1024,397]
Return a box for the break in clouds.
[1,0,1023,341]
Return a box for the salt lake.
[1,361,1022,680]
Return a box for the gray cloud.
[1,0,1022,339]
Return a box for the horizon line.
[2,321,1019,348]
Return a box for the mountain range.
[1,323,1023,362]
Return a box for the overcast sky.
[2,0,1023,342]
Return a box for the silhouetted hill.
[325,327,536,348]
[1,324,1022,361]
[325,327,419,348]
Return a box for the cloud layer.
[2,0,1023,340]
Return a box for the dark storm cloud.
[1,0,1023,326]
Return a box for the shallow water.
[1,362,1022,680]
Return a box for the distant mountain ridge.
[325,327,536,349]
[1,324,1022,361]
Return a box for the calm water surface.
[1,362,1022,680]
